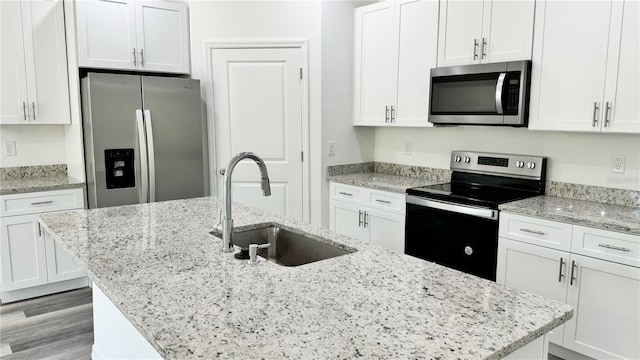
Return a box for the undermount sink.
[211,226,356,266]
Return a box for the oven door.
[405,196,499,281]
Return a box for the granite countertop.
[0,176,85,195]
[500,196,640,235]
[328,172,442,193]
[40,197,572,360]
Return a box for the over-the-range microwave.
[428,60,531,127]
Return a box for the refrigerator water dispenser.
[105,149,135,189]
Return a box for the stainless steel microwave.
[428,60,531,127]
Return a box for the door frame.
[203,40,311,224]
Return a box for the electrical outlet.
[404,141,412,155]
[327,141,335,156]
[612,154,625,174]
[4,141,17,156]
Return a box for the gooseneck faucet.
[220,152,271,252]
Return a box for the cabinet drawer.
[368,190,405,215]
[330,182,365,204]
[572,226,639,268]
[1,189,84,217]
[499,213,573,251]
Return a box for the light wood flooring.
[0,288,93,360]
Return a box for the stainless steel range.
[405,151,547,281]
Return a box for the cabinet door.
[329,200,367,243]
[367,208,405,254]
[481,0,534,63]
[21,0,70,124]
[564,254,640,360]
[0,215,48,291]
[393,0,437,127]
[353,1,394,126]
[44,231,85,283]
[602,0,639,134]
[437,0,483,67]
[0,0,29,124]
[529,0,612,131]
[496,238,568,345]
[76,0,137,70]
[134,0,189,74]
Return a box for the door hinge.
[301,151,304,161]
[300,68,303,80]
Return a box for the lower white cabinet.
[329,182,405,253]
[0,189,87,303]
[497,212,640,360]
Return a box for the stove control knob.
[464,157,471,163]
[528,162,536,169]
[516,161,524,168]
[454,156,462,162]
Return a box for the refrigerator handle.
[136,110,149,203]
[143,109,156,202]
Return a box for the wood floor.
[0,288,93,360]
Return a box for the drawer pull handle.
[598,243,631,252]
[31,200,54,206]
[569,260,577,286]
[339,192,353,196]
[558,257,564,283]
[358,210,363,227]
[375,199,391,204]
[363,211,368,228]
[519,228,545,236]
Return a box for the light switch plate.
[4,141,17,156]
[404,141,412,155]
[328,141,335,156]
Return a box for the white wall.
[0,125,67,167]
[375,127,640,191]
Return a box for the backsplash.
[327,162,640,207]
[0,164,67,180]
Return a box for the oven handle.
[407,196,498,220]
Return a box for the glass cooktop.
[406,182,539,209]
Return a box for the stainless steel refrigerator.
[81,73,207,208]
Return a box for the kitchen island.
[39,197,572,359]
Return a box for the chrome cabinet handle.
[390,106,395,123]
[385,106,389,123]
[133,48,137,65]
[482,37,487,58]
[31,102,36,121]
[592,102,599,127]
[140,48,144,67]
[569,260,577,286]
[598,243,630,252]
[363,211,368,228]
[375,199,391,204]
[558,257,565,282]
[38,223,42,237]
[339,191,352,196]
[604,102,611,127]
[31,200,54,205]
[473,38,479,60]
[519,228,545,236]
[22,102,28,121]
[358,210,363,227]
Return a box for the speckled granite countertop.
[40,197,572,359]
[0,176,85,195]
[328,172,442,193]
[500,196,640,235]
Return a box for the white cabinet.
[329,182,405,253]
[529,0,639,133]
[0,0,71,125]
[76,0,190,74]
[0,189,86,303]
[437,0,535,67]
[353,0,438,127]
[498,213,640,360]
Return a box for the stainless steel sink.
[211,226,355,266]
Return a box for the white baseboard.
[0,277,90,304]
[549,343,596,360]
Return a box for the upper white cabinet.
[529,0,639,133]
[76,0,190,74]
[437,0,535,67]
[354,0,438,127]
[0,0,71,125]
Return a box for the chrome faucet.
[219,152,271,252]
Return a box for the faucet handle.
[248,243,270,265]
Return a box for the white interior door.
[210,47,304,221]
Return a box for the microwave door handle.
[495,73,506,115]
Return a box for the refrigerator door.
[82,73,144,208]
[141,76,205,201]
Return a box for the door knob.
[219,168,226,175]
